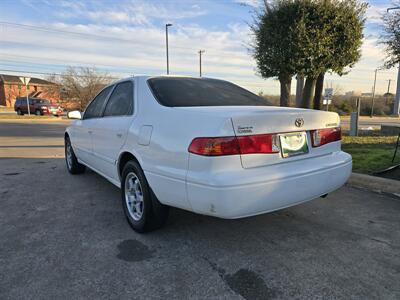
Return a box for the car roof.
[117,75,217,81]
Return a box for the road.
[340,116,400,129]
[1,120,399,299]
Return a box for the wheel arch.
[117,151,142,181]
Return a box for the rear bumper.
[186,151,352,218]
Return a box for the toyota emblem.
[295,118,304,127]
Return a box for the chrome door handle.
[116,133,122,138]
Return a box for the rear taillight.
[311,127,341,147]
[237,134,280,154]
[188,134,279,156]
[188,137,240,156]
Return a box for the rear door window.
[84,86,113,119]
[147,77,270,107]
[103,81,134,117]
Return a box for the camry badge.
[237,126,253,134]
[295,118,304,128]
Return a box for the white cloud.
[53,0,207,25]
[233,0,262,8]
[366,4,386,25]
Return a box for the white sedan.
[65,76,352,232]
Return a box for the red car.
[14,97,63,116]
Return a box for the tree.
[46,67,113,110]
[251,0,366,109]
[381,2,400,69]
[251,1,309,107]
[382,4,400,115]
[300,0,367,109]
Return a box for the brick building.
[0,74,59,107]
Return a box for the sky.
[0,0,398,95]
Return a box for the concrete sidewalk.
[348,173,400,196]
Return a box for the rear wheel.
[35,110,42,116]
[121,161,169,233]
[65,136,86,174]
[16,109,23,115]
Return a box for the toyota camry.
[65,76,352,232]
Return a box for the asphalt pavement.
[0,120,399,299]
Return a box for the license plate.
[280,132,309,158]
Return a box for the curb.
[347,173,400,197]
[0,118,71,123]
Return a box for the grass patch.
[0,107,15,112]
[0,114,62,120]
[342,136,400,174]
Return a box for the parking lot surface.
[1,120,399,299]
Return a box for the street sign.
[323,88,333,111]
[19,77,31,85]
[323,99,332,105]
[324,88,333,99]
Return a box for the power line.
[0,53,253,73]
[0,21,249,58]
[0,68,273,89]
[0,69,121,79]
[0,57,139,72]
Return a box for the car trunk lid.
[230,107,340,168]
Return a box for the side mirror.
[67,110,82,120]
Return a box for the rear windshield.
[36,99,50,105]
[147,77,270,107]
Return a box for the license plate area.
[280,131,309,158]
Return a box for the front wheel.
[65,136,86,174]
[16,109,23,115]
[121,161,169,233]
[35,110,42,116]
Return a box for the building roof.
[0,74,55,86]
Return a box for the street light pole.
[165,23,172,75]
[371,69,377,118]
[387,6,400,116]
[198,50,205,77]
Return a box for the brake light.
[237,134,280,154]
[311,127,341,147]
[188,134,279,156]
[188,137,240,156]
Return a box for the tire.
[121,161,169,233]
[17,109,23,115]
[35,110,42,116]
[65,136,86,174]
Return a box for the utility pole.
[371,69,377,118]
[19,76,31,115]
[386,79,392,104]
[198,50,205,77]
[387,79,392,94]
[387,6,400,116]
[165,23,172,75]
